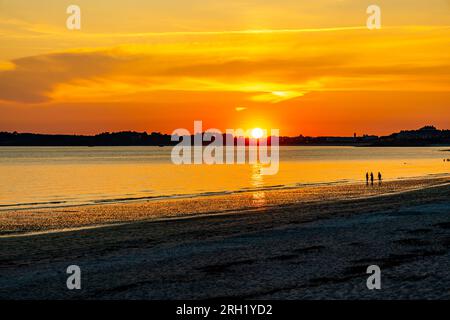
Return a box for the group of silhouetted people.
[366,171,382,185]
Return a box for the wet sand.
[0,177,449,299]
[1,176,449,236]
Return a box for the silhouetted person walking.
[366,172,369,185]
[370,172,374,185]
[378,172,382,184]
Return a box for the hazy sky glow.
[0,0,449,136]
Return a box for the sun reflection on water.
[251,163,266,207]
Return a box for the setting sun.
[251,128,264,139]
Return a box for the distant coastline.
[1,125,449,147]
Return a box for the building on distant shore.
[374,126,450,146]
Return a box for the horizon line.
[1,125,447,139]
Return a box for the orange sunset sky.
[0,0,449,136]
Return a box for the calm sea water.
[0,146,448,210]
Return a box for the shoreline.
[1,175,449,237]
[1,179,449,299]
[2,173,448,212]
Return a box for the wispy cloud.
[0,26,449,105]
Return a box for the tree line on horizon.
[0,126,449,147]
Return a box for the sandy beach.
[0,176,449,299]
